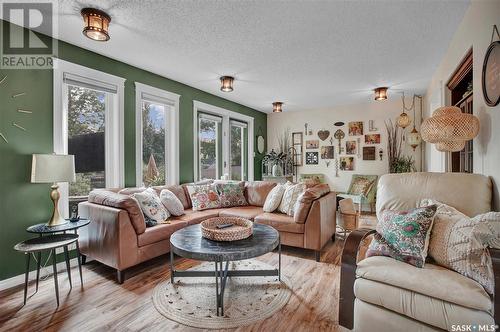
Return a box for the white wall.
[267,97,422,196]
[425,0,500,211]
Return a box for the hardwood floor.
[0,218,376,332]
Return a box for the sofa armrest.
[339,228,377,330]
[304,192,337,250]
[78,202,139,271]
[490,248,500,324]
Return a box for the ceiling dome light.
[272,102,283,113]
[374,87,388,101]
[220,76,234,92]
[81,8,111,41]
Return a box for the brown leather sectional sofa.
[78,181,336,283]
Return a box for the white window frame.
[229,120,247,180]
[53,58,125,217]
[135,82,180,186]
[197,113,222,180]
[193,101,254,181]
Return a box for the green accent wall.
[0,20,267,281]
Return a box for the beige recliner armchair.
[339,172,497,331]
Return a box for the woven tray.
[200,217,253,242]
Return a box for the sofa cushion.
[160,189,185,216]
[293,183,330,223]
[186,184,221,211]
[354,278,494,331]
[132,188,171,223]
[366,205,437,267]
[118,187,146,195]
[154,185,190,209]
[182,179,214,207]
[172,208,225,225]
[137,220,188,247]
[214,182,248,208]
[219,206,264,220]
[421,199,500,295]
[356,256,492,313]
[254,213,305,234]
[278,182,305,216]
[244,181,277,206]
[88,189,146,235]
[263,184,286,212]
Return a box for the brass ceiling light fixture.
[220,76,234,92]
[374,87,388,101]
[81,8,111,41]
[272,102,283,113]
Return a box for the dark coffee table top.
[170,223,279,261]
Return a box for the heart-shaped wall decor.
[317,130,330,141]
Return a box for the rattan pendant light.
[421,106,480,152]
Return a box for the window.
[198,113,222,180]
[193,101,254,181]
[230,120,248,181]
[135,82,180,187]
[53,59,125,217]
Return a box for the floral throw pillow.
[187,184,221,211]
[366,205,437,267]
[132,188,171,224]
[215,182,248,208]
[349,177,374,196]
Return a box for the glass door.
[198,113,222,180]
[229,120,248,180]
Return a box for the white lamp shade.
[31,154,76,183]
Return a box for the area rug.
[152,259,291,329]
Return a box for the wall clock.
[482,26,500,107]
[0,75,31,143]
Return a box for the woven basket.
[200,217,253,242]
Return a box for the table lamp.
[31,154,76,226]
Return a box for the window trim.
[53,58,126,217]
[135,82,180,186]
[193,101,254,181]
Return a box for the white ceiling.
[50,0,469,112]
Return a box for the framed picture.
[348,121,363,136]
[320,146,334,159]
[346,140,357,155]
[306,140,319,149]
[365,133,381,144]
[305,152,319,165]
[339,157,355,171]
[292,132,303,166]
[363,146,376,160]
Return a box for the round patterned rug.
[152,259,291,329]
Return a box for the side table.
[14,234,80,306]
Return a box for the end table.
[14,234,80,306]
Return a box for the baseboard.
[0,257,81,292]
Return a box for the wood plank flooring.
[0,218,375,332]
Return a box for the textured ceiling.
[49,0,469,112]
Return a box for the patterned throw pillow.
[263,184,286,212]
[132,188,171,224]
[215,182,248,208]
[278,182,305,216]
[187,184,221,211]
[366,205,437,267]
[160,189,185,216]
[349,177,374,196]
[421,199,500,294]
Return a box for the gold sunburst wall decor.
[0,74,32,144]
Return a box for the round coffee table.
[169,223,281,316]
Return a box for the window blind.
[63,72,118,94]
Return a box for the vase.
[272,164,282,176]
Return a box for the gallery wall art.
[365,133,381,144]
[346,141,357,155]
[363,146,376,160]
[340,156,355,171]
[306,140,319,149]
[306,152,319,165]
[320,146,334,159]
[348,121,363,136]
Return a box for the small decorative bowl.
[200,217,253,242]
